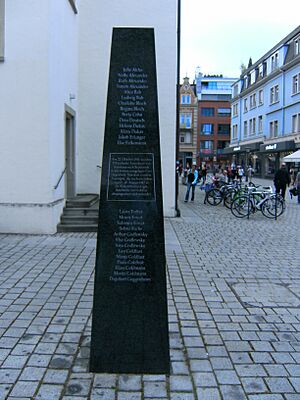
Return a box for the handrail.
[54,167,67,190]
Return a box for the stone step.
[63,208,99,216]
[66,194,99,208]
[57,223,98,233]
[61,215,99,224]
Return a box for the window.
[232,103,238,117]
[248,118,256,135]
[217,141,229,149]
[292,74,300,95]
[258,89,264,105]
[232,124,238,140]
[295,36,300,56]
[271,52,279,71]
[270,120,278,138]
[181,94,191,104]
[217,108,231,117]
[292,114,300,133]
[270,85,279,104]
[201,107,214,116]
[180,132,192,144]
[244,121,248,138]
[244,98,248,112]
[258,115,263,133]
[185,114,191,128]
[233,84,239,97]
[258,64,264,79]
[218,124,230,135]
[200,140,214,150]
[0,0,4,61]
[180,113,192,128]
[201,123,214,135]
[250,93,256,109]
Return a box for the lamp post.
[245,147,250,182]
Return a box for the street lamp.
[245,147,251,182]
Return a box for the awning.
[283,149,300,162]
[223,142,262,155]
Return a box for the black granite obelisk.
[90,28,170,374]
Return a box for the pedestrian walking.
[201,164,207,184]
[237,166,244,183]
[274,162,290,199]
[184,163,198,202]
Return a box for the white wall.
[0,0,78,233]
[77,0,178,217]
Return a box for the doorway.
[65,107,76,199]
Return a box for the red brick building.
[196,73,237,169]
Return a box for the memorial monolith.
[90,27,170,374]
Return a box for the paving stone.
[193,372,217,387]
[215,369,240,384]
[9,380,40,397]
[89,387,116,400]
[118,375,142,391]
[265,377,295,393]
[290,377,300,392]
[219,384,247,400]
[35,384,64,399]
[196,387,221,400]
[19,367,46,381]
[169,375,193,391]
[241,377,268,393]
[144,381,167,398]
[118,392,142,400]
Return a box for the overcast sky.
[180,0,300,82]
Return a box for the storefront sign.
[233,146,240,151]
[265,144,277,151]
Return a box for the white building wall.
[0,0,78,233]
[77,0,178,217]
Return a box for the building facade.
[196,73,237,169]
[0,0,178,234]
[227,26,300,177]
[178,77,198,168]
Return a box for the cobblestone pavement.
[0,179,299,399]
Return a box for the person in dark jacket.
[274,163,290,199]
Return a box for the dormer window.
[295,36,300,56]
[271,52,279,72]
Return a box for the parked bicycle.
[230,187,285,219]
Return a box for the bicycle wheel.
[206,188,223,206]
[231,195,253,218]
[224,189,237,209]
[261,196,284,218]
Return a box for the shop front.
[259,141,295,178]
[223,142,262,176]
